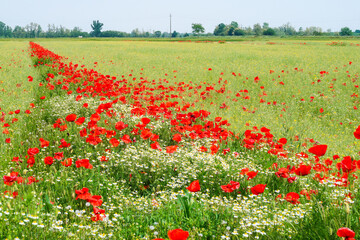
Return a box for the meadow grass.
[37,38,360,156]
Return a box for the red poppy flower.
[354,126,360,139]
[65,114,77,122]
[75,117,86,125]
[61,158,72,167]
[337,227,355,238]
[275,168,289,178]
[278,138,287,145]
[87,195,103,207]
[251,184,266,195]
[285,192,300,204]
[75,187,91,200]
[186,180,200,192]
[295,165,312,176]
[173,134,182,143]
[44,156,54,166]
[168,228,189,240]
[76,159,93,169]
[246,171,258,180]
[39,138,49,148]
[27,147,39,156]
[121,134,132,144]
[115,121,128,131]
[308,144,327,156]
[151,141,162,151]
[109,138,120,147]
[166,145,178,154]
[141,117,151,125]
[221,181,240,193]
[54,152,64,160]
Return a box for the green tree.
[227,26,235,36]
[279,22,296,35]
[340,27,352,36]
[263,28,275,36]
[91,20,104,37]
[262,22,269,30]
[234,28,245,36]
[172,31,178,37]
[154,31,161,38]
[214,23,226,36]
[253,23,262,36]
[192,23,205,36]
[230,21,239,28]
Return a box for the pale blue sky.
[2,0,359,33]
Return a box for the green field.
[0,38,360,239]
[37,38,360,156]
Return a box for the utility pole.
[170,14,172,38]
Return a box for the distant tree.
[13,26,26,38]
[279,22,296,35]
[227,26,235,36]
[0,21,5,37]
[91,20,104,37]
[184,32,189,37]
[298,27,304,35]
[262,22,269,30]
[340,27,352,36]
[304,26,322,36]
[171,31,178,37]
[230,21,239,28]
[192,23,205,36]
[154,31,161,37]
[24,23,42,38]
[234,28,245,36]
[263,28,275,36]
[355,30,360,34]
[214,23,226,36]
[70,27,83,37]
[253,23,262,36]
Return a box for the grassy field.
[37,38,360,156]
[0,38,359,239]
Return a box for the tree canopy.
[91,20,104,37]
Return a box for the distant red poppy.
[75,187,91,200]
[246,171,258,180]
[61,158,72,167]
[295,165,312,176]
[221,181,240,193]
[27,147,39,156]
[186,180,200,192]
[168,228,189,240]
[308,144,327,156]
[166,145,178,154]
[75,117,85,125]
[44,156,54,166]
[251,184,266,195]
[285,192,300,204]
[115,121,128,131]
[65,114,77,122]
[109,138,120,147]
[354,126,360,139]
[76,159,93,169]
[173,134,182,143]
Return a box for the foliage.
[340,27,352,36]
[191,23,205,36]
[90,20,104,37]
[263,28,276,36]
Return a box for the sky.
[2,0,360,33]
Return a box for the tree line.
[0,20,357,38]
